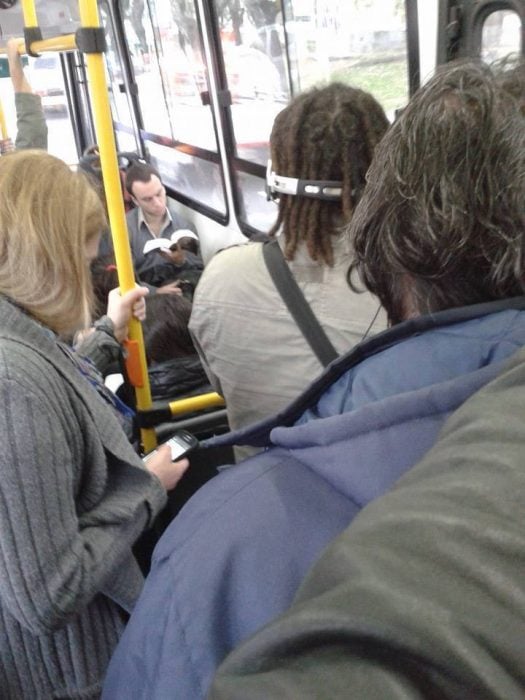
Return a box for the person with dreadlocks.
[189,83,388,459]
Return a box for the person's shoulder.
[0,337,64,407]
[125,206,138,222]
[210,241,263,269]
[153,449,291,561]
[193,242,263,302]
[0,336,35,373]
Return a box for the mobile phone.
[143,430,199,463]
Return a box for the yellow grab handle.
[169,393,226,418]
[0,100,8,140]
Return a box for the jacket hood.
[210,298,525,504]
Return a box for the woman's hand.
[145,444,189,491]
[106,286,149,343]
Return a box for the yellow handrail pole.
[78,0,156,452]
[0,36,77,56]
[20,0,38,29]
[0,99,8,140]
[168,393,226,418]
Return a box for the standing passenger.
[0,150,188,698]
[103,60,525,700]
[189,83,389,457]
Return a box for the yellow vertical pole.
[78,0,156,451]
[20,0,38,28]
[0,100,7,140]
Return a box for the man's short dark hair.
[348,59,525,324]
[125,162,162,196]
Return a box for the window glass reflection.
[100,4,139,150]
[118,0,226,215]
[287,0,408,119]
[481,10,521,62]
[235,170,279,233]
[217,0,407,169]
[217,0,290,165]
[125,0,218,151]
[147,140,226,215]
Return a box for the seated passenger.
[118,294,212,405]
[103,60,525,699]
[124,161,202,294]
[0,150,188,698]
[209,344,525,698]
[89,257,209,400]
[190,83,389,457]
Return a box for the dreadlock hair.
[267,82,389,266]
[348,59,525,325]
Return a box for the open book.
[143,229,198,255]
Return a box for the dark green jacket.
[210,345,525,699]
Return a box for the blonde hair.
[0,150,107,336]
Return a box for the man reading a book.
[125,162,202,294]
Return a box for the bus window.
[99,3,141,154]
[216,0,409,234]
[147,139,227,215]
[122,0,227,217]
[481,10,521,63]
[285,0,409,121]
[218,0,408,168]
[217,0,290,167]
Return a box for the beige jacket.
[190,236,386,458]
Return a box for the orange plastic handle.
[123,339,145,388]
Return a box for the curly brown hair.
[348,60,525,324]
[267,83,389,266]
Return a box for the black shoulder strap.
[262,239,338,367]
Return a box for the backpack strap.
[262,239,338,367]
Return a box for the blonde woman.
[0,150,187,698]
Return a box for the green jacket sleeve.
[209,346,525,700]
[14,92,48,151]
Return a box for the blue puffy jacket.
[103,298,525,699]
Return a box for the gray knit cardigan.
[0,296,167,698]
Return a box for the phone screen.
[143,430,198,464]
[167,434,195,461]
